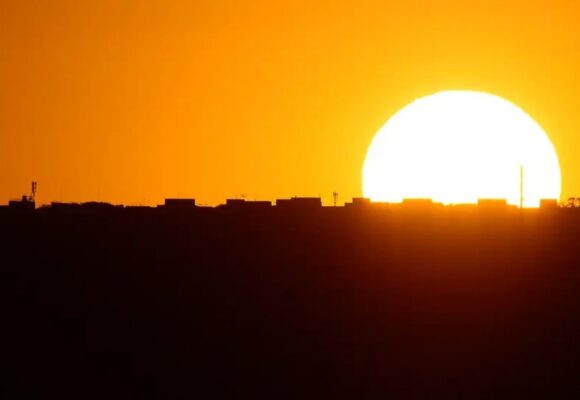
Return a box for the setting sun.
[362,91,561,207]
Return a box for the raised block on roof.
[8,196,35,210]
[164,198,196,208]
[275,197,321,208]
[477,199,508,207]
[402,198,436,207]
[540,199,558,208]
[225,199,272,209]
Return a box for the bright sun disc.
[362,91,561,207]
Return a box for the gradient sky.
[1,0,579,205]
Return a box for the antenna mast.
[30,181,37,202]
[332,191,338,207]
[519,164,524,208]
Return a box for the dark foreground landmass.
[1,202,579,398]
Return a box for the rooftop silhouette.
[0,193,571,213]
[1,190,579,398]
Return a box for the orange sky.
[1,0,579,205]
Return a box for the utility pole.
[519,164,524,208]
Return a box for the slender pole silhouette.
[520,164,524,208]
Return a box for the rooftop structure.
[8,196,35,211]
[540,199,559,209]
[401,198,443,208]
[224,199,272,209]
[275,197,322,209]
[345,197,372,208]
[477,199,509,208]
[8,182,37,210]
[163,198,196,210]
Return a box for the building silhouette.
[275,197,322,209]
[0,191,579,398]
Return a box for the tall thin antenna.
[332,191,338,207]
[31,181,37,202]
[519,164,524,208]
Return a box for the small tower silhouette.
[519,165,524,208]
[332,191,338,207]
[31,181,37,202]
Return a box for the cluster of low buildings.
[0,195,564,212]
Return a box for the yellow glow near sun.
[362,91,561,207]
